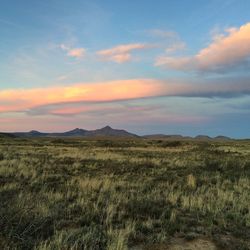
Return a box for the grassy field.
[0,137,250,249]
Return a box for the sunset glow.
[1,0,250,137]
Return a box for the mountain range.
[10,126,138,138]
[0,126,232,140]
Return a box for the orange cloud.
[1,78,250,114]
[0,79,164,113]
[156,22,250,71]
[97,43,151,63]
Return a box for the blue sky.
[0,0,250,137]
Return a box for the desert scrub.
[0,138,250,249]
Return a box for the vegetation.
[0,137,250,249]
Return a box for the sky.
[0,0,250,137]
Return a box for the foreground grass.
[0,138,250,249]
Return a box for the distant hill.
[2,127,232,140]
[88,126,137,137]
[13,130,48,137]
[0,132,16,138]
[144,134,232,141]
[11,126,138,138]
[143,134,192,140]
[195,135,212,140]
[51,128,88,137]
[194,135,231,141]
[214,135,231,141]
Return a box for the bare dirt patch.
[132,238,217,250]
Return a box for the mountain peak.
[61,128,88,136]
[29,130,41,134]
[101,125,112,130]
[89,126,137,137]
[71,128,83,132]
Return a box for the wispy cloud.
[67,48,86,58]
[60,44,86,58]
[165,42,186,54]
[148,29,186,54]
[56,75,68,81]
[0,103,210,133]
[155,22,250,72]
[96,43,152,63]
[28,102,161,117]
[148,29,178,39]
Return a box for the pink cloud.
[0,109,210,133]
[67,48,85,58]
[0,115,79,132]
[155,22,250,71]
[97,43,151,63]
[60,44,86,58]
[1,78,250,115]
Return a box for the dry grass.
[0,137,250,249]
